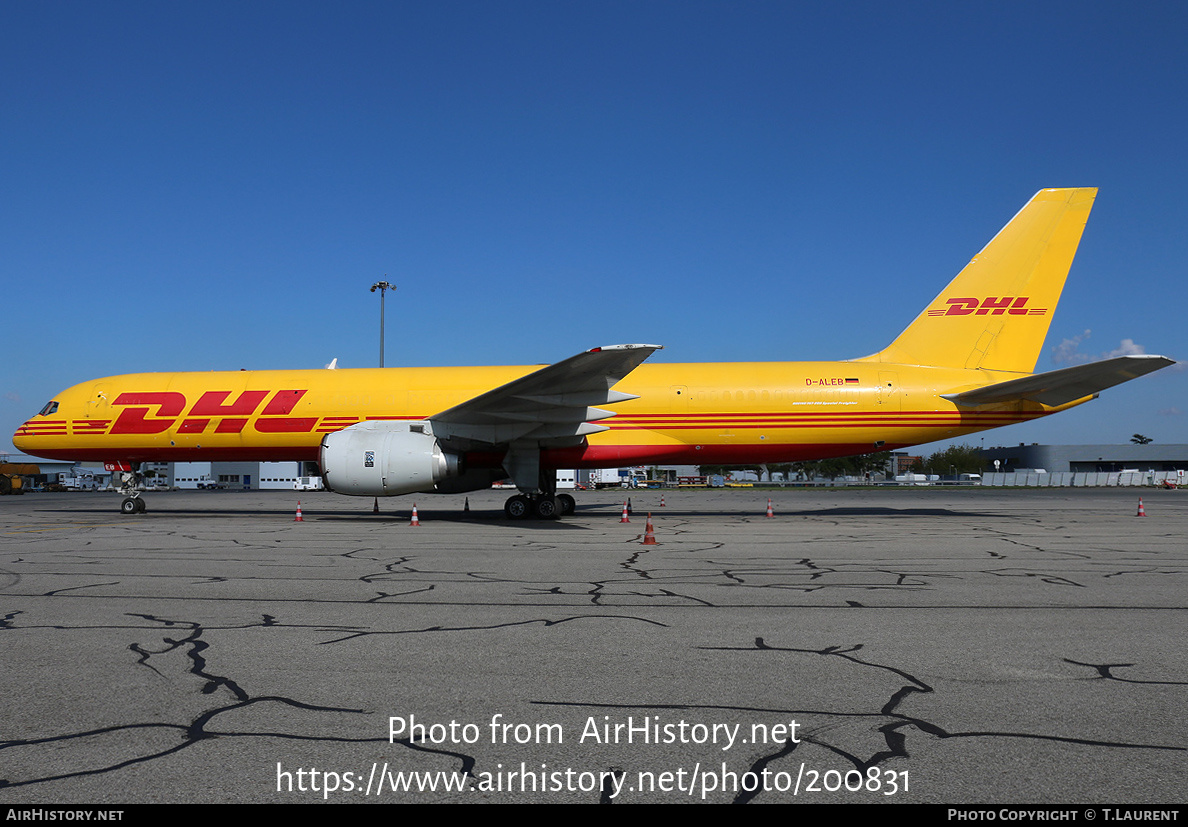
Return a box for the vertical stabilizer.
[859,188,1096,374]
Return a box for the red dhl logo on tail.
[927,297,1047,317]
[109,389,314,434]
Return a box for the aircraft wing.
[429,344,662,448]
[942,354,1175,407]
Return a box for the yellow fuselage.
[13,361,1082,467]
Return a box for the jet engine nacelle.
[319,420,461,496]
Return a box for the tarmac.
[1,486,1184,804]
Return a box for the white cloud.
[1050,331,1154,366]
[1050,329,1092,365]
[1104,338,1147,358]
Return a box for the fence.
[980,471,1183,487]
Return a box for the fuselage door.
[86,384,111,419]
[877,372,901,410]
[669,385,689,410]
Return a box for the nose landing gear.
[113,465,148,515]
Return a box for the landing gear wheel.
[505,495,531,519]
[534,496,560,519]
[558,493,575,516]
[135,498,147,513]
[120,497,139,515]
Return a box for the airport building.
[8,447,1185,492]
[169,461,323,490]
[979,443,1188,473]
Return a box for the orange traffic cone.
[660,494,666,507]
[642,513,657,545]
[295,501,304,522]
[1137,498,1146,517]
[765,498,775,518]
[410,504,421,526]
[620,501,631,523]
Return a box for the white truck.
[59,471,99,491]
[589,468,646,488]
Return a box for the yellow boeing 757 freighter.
[14,188,1174,517]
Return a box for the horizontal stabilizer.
[943,355,1175,407]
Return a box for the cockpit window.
[38,401,59,416]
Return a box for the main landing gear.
[504,492,576,520]
[500,451,575,520]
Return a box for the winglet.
[589,343,664,353]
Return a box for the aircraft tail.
[859,188,1097,374]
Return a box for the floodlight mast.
[369,279,394,367]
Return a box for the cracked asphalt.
[1,487,1184,803]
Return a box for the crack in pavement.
[317,614,668,645]
[0,611,482,791]
[536,636,1185,803]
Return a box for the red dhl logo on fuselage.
[926,297,1047,317]
[109,389,315,435]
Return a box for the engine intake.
[319,420,461,496]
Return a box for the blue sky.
[4,1,1185,456]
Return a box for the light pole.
[369,279,394,367]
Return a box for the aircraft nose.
[13,421,34,452]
